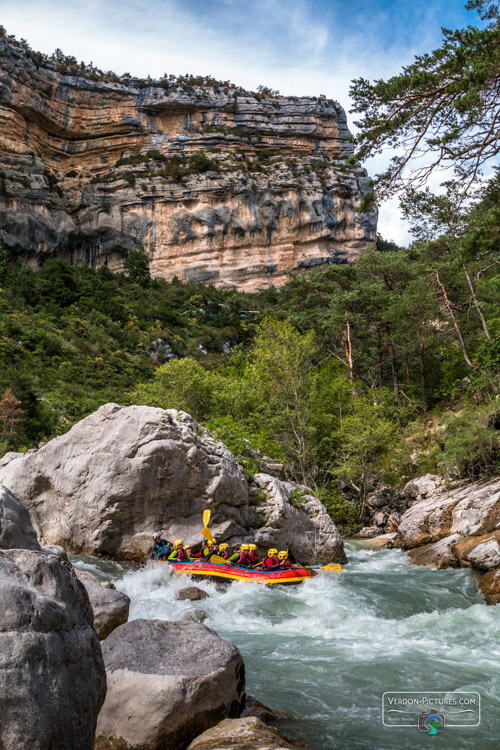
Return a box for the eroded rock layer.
[0,39,377,290]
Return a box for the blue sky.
[0,0,484,243]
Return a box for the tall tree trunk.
[462,262,492,341]
[434,269,488,377]
[385,325,401,407]
[376,327,384,386]
[418,340,428,410]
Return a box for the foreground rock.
[0,485,41,551]
[0,549,106,749]
[95,619,245,750]
[187,717,298,750]
[0,404,346,564]
[74,568,130,640]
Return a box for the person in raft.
[228,544,251,566]
[261,548,281,570]
[218,543,232,559]
[195,538,218,559]
[150,532,172,560]
[247,544,259,565]
[168,540,195,562]
[278,551,293,568]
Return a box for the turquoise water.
[73,542,500,749]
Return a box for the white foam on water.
[75,542,500,750]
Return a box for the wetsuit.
[247,551,259,565]
[150,539,171,560]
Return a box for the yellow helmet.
[268,548,278,557]
[248,544,257,551]
[183,544,191,550]
[219,543,229,550]
[278,551,287,559]
[241,544,250,551]
[174,539,184,548]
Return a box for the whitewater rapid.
[73,542,500,749]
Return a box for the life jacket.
[281,559,292,568]
[176,548,188,561]
[247,552,259,564]
[236,552,250,566]
[262,556,280,570]
[220,549,231,559]
[209,544,219,555]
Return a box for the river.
[73,541,500,749]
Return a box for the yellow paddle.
[201,508,213,544]
[320,563,342,572]
[209,553,228,565]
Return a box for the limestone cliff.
[0,38,377,291]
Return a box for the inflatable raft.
[160,558,317,585]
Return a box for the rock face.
[186,717,297,750]
[74,568,131,640]
[251,473,347,564]
[0,38,377,292]
[0,548,106,749]
[95,618,245,750]
[396,477,500,550]
[0,403,346,564]
[0,485,41,551]
[395,476,500,604]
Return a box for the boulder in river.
[0,484,41,551]
[186,717,299,750]
[95,618,245,750]
[176,585,210,601]
[74,567,130,640]
[0,404,346,564]
[0,549,106,749]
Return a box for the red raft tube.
[158,558,317,585]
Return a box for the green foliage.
[123,249,151,286]
[440,406,500,477]
[350,5,500,198]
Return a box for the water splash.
[73,543,500,749]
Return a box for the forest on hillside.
[0,0,499,532]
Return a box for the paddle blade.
[201,526,214,543]
[321,563,342,572]
[203,509,211,527]
[209,554,228,565]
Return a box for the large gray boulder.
[0,404,248,560]
[251,474,347,564]
[0,404,346,564]
[95,619,245,750]
[0,485,41,551]
[0,549,106,749]
[74,568,130,640]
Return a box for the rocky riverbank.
[358,474,500,604]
